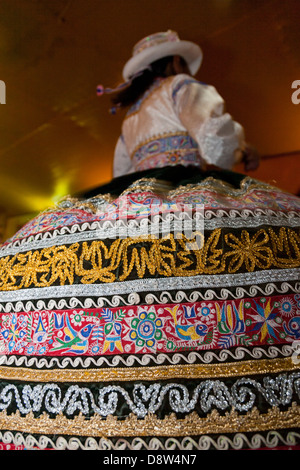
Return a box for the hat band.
[133,30,180,56]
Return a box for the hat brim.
[122,40,203,80]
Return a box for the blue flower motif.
[130,310,163,349]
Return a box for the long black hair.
[111,55,185,109]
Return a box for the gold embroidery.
[0,244,80,290]
[0,227,299,291]
[56,194,114,213]
[169,175,279,198]
[37,177,293,216]
[224,227,300,273]
[1,404,299,437]
[269,227,300,267]
[224,229,273,273]
[0,357,296,383]
[120,177,174,195]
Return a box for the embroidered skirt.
[0,165,299,450]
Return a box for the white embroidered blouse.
[113,74,245,178]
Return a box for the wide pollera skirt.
[0,165,299,451]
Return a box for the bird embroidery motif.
[165,305,207,341]
[51,314,94,354]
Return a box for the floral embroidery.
[215,300,250,348]
[278,297,298,317]
[128,309,163,351]
[246,298,284,343]
[224,229,273,272]
[0,295,297,356]
[0,227,299,291]
[0,172,299,451]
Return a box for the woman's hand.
[242,143,260,171]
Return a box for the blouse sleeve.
[172,77,245,169]
[113,134,134,178]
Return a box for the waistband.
[132,133,202,171]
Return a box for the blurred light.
[50,165,76,203]
[0,173,52,213]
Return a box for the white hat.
[122,30,203,80]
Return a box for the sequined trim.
[4,176,299,246]
[1,371,299,417]
[0,404,299,438]
[1,209,299,257]
[0,270,298,305]
[0,170,299,451]
[168,175,282,198]
[0,357,296,382]
[0,227,299,291]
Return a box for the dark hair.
[111,55,185,109]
